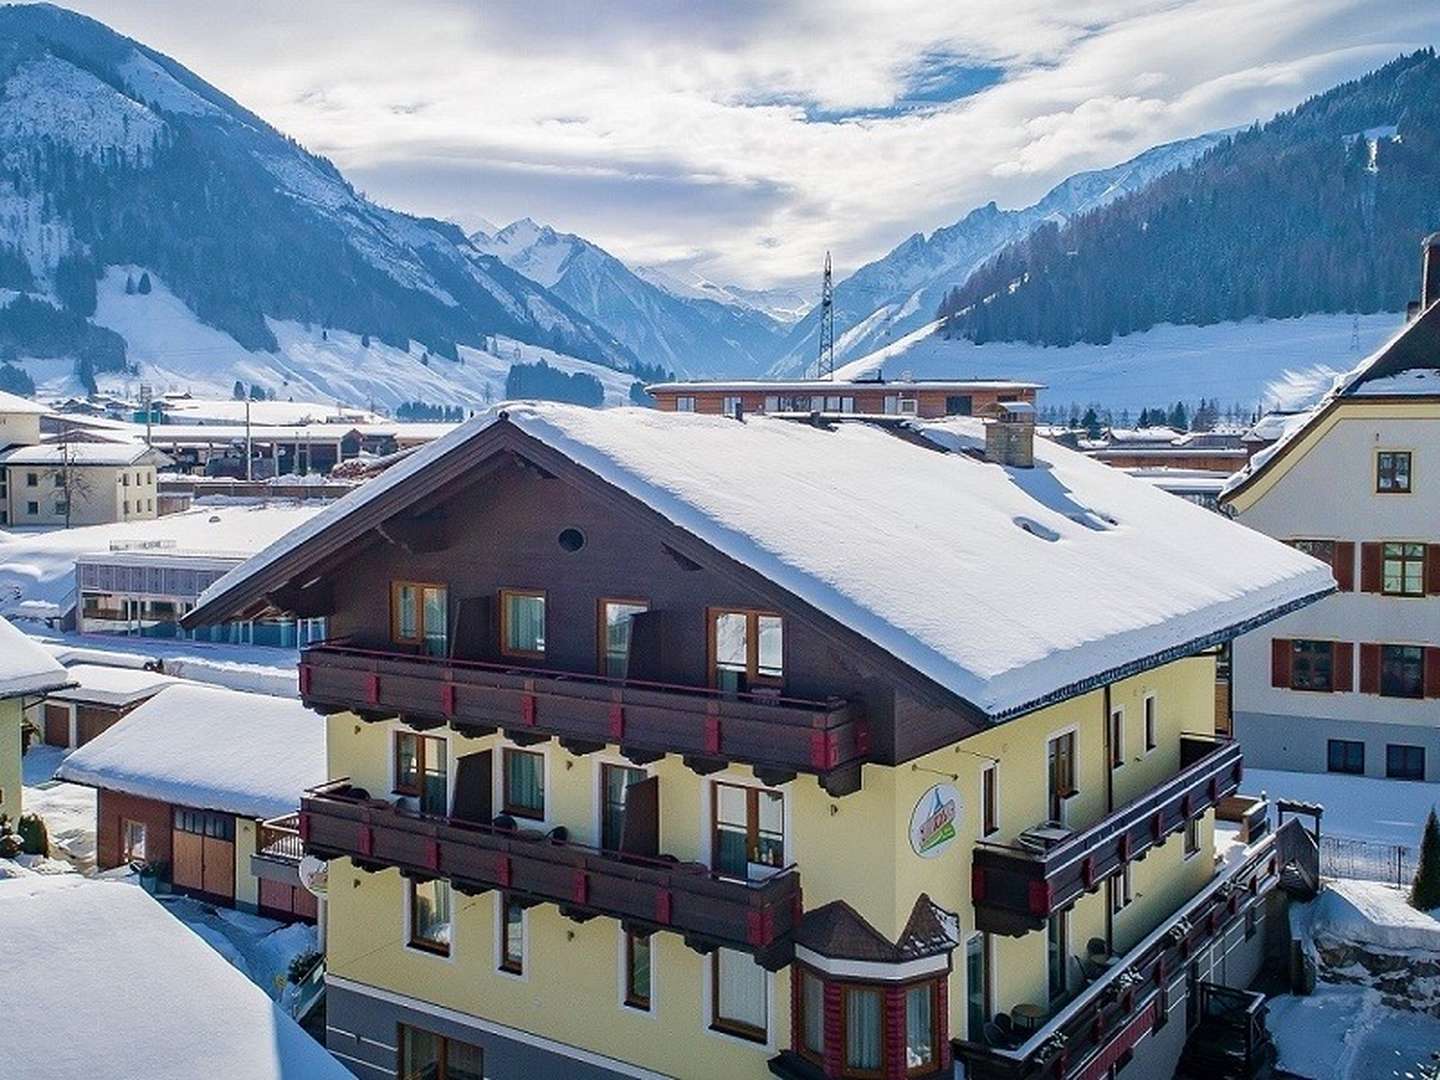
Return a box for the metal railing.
[1320,834,1416,888]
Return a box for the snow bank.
[34,632,301,698]
[56,682,326,820]
[0,876,349,1080]
[1269,983,1440,1080]
[1299,880,1440,955]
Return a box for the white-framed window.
[898,397,918,415]
[1109,706,1125,769]
[722,396,743,417]
[675,396,696,413]
[496,894,527,978]
[1111,862,1133,913]
[1143,694,1158,753]
[708,947,768,1044]
[980,761,999,838]
[121,819,147,862]
[619,927,654,1014]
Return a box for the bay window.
[794,966,947,1077]
[845,986,883,1075]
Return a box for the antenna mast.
[816,251,834,380]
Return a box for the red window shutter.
[1359,543,1383,593]
[1428,545,1440,596]
[1426,648,1440,700]
[1332,642,1353,692]
[1333,542,1355,592]
[1359,644,1381,694]
[1270,639,1291,688]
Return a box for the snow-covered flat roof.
[0,876,350,1080]
[46,663,177,706]
[1348,366,1440,396]
[194,403,1331,718]
[0,442,165,466]
[56,682,326,819]
[0,617,71,698]
[647,376,1042,393]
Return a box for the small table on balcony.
[1011,1003,1047,1033]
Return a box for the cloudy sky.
[65,0,1440,289]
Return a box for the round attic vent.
[557,527,586,553]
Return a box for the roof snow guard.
[185,403,1330,721]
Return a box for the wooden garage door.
[258,878,319,922]
[171,809,236,902]
[76,706,119,747]
[43,704,69,748]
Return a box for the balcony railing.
[257,813,305,864]
[300,781,801,966]
[955,814,1318,1080]
[298,643,866,792]
[971,736,1244,934]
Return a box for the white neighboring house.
[0,876,350,1080]
[0,617,71,823]
[1221,236,1440,781]
[0,442,170,527]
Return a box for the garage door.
[258,878,319,922]
[171,809,236,902]
[43,704,69,748]
[76,706,119,747]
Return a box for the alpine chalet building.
[1221,235,1440,779]
[185,402,1327,1080]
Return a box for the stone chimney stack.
[1423,232,1440,311]
[982,401,1036,468]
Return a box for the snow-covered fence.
[1320,834,1416,888]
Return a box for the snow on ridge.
[0,55,163,162]
[117,52,224,118]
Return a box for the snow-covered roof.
[45,663,176,707]
[55,682,325,819]
[142,423,355,443]
[0,876,350,1080]
[193,403,1331,718]
[647,376,1041,393]
[0,617,71,698]
[1223,298,1440,499]
[0,388,48,415]
[0,442,165,466]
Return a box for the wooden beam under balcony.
[300,781,802,966]
[971,737,1244,935]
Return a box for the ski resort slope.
[22,267,640,410]
[836,313,1403,411]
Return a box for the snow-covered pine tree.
[1411,810,1440,911]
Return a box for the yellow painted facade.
[0,698,22,823]
[325,653,1222,1077]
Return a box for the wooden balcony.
[971,737,1244,935]
[300,781,802,967]
[250,813,305,887]
[298,642,866,795]
[955,814,1318,1080]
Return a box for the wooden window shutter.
[1332,642,1354,692]
[1426,648,1440,700]
[1333,542,1355,592]
[1358,644,1381,694]
[1270,639,1291,688]
[1428,545,1440,596]
[619,775,660,858]
[450,750,493,825]
[1359,543,1383,593]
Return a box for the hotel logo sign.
[910,783,960,859]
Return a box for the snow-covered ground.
[155,893,318,1007]
[21,743,95,868]
[1247,768,1440,847]
[20,265,640,410]
[0,502,322,620]
[1268,983,1440,1080]
[834,313,1401,412]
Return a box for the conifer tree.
[136,272,152,295]
[1410,809,1440,911]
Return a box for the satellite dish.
[298,855,328,897]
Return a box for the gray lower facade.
[1234,710,1438,781]
[325,978,662,1080]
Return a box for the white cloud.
[61,0,1440,287]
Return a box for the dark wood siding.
[1333,642,1354,692]
[1360,542,1382,593]
[42,704,68,747]
[1270,639,1291,688]
[1333,542,1355,592]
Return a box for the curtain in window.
[716,949,766,1032]
[627,932,651,1005]
[505,751,544,817]
[503,900,524,968]
[602,764,644,850]
[421,738,448,815]
[714,612,748,690]
[413,880,451,946]
[396,734,420,791]
[399,1026,439,1080]
[906,983,935,1068]
[422,586,448,656]
[445,1039,483,1080]
[802,971,825,1055]
[396,585,418,639]
[755,790,784,867]
[713,784,749,877]
[604,602,646,678]
[845,987,882,1071]
[506,593,545,653]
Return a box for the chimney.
[982,401,1036,468]
[1423,232,1440,311]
